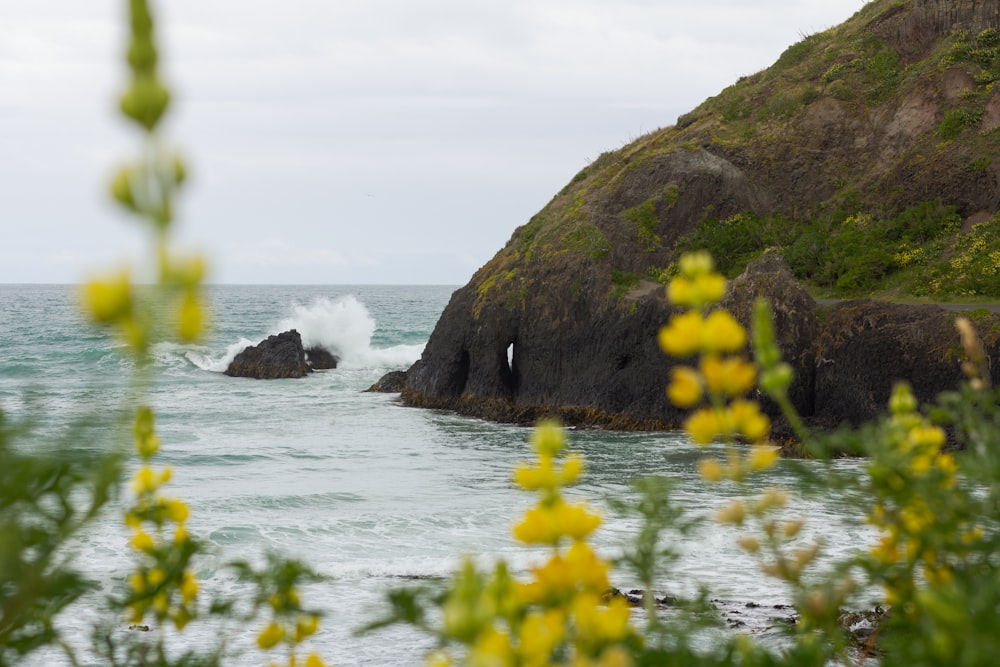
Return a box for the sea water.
[0,284,877,666]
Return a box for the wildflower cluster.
[81,0,207,356]
[122,406,199,629]
[403,421,639,667]
[658,251,776,478]
[236,554,328,667]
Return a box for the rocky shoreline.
[374,252,999,437]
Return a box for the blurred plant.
[1,1,330,666]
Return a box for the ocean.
[0,284,876,666]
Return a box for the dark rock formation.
[390,0,1000,434]
[367,370,408,393]
[812,300,999,426]
[397,251,1000,432]
[720,249,819,417]
[225,330,312,379]
[305,346,338,370]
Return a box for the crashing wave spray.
[188,296,423,372]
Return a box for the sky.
[1,0,868,285]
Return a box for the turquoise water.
[0,284,876,666]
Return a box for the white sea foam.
[182,296,422,373]
[185,337,258,373]
[276,296,423,369]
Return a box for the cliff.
[396,0,1000,431]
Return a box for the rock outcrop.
[305,346,338,370]
[384,0,1000,433]
[388,252,1000,432]
[367,370,408,393]
[225,330,334,379]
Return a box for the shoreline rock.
[225,330,340,379]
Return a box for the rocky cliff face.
[396,0,1000,432]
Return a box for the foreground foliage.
[370,252,1000,667]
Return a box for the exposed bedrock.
[225,330,340,379]
[393,253,999,432]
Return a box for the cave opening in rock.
[500,340,518,398]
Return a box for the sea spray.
[184,296,424,373]
[276,296,422,369]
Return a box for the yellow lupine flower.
[257,621,285,649]
[513,501,601,544]
[177,291,206,343]
[667,273,725,308]
[514,459,557,491]
[572,594,631,644]
[749,444,779,470]
[667,276,693,306]
[128,572,146,593]
[728,400,770,443]
[518,609,566,661]
[180,570,198,603]
[295,614,320,641]
[658,311,703,358]
[699,458,725,482]
[531,421,566,457]
[147,567,166,586]
[470,627,514,667]
[716,501,746,526]
[700,310,747,354]
[131,529,155,552]
[165,497,189,523]
[683,407,718,445]
[132,466,159,494]
[667,366,702,407]
[907,425,946,451]
[305,654,328,667]
[700,356,756,397]
[678,250,714,277]
[560,453,585,485]
[82,271,133,323]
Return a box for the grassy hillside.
[487,0,1000,301]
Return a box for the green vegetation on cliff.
[475,0,1000,305]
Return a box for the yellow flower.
[132,466,159,494]
[700,356,756,397]
[164,498,189,523]
[907,425,946,451]
[82,271,133,323]
[749,444,779,470]
[667,366,702,407]
[531,421,566,457]
[572,594,632,645]
[128,572,146,593]
[513,501,601,545]
[716,501,746,526]
[658,311,703,358]
[699,458,725,482]
[305,654,328,667]
[131,530,155,552]
[514,458,557,491]
[257,621,285,650]
[295,614,320,641]
[728,400,770,443]
[700,310,747,354]
[147,567,166,586]
[180,570,198,603]
[176,291,206,343]
[518,609,566,661]
[684,407,718,445]
[678,251,714,277]
[667,276,693,306]
[469,627,514,667]
[136,434,160,459]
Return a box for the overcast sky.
[1,0,867,285]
